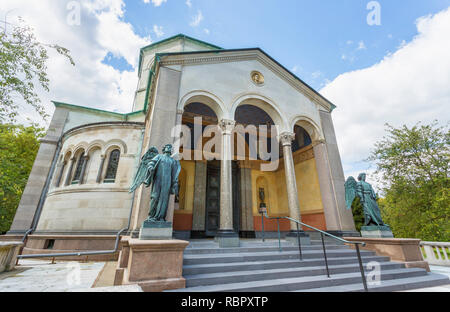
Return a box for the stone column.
[315,110,357,236]
[279,132,310,245]
[96,155,106,183]
[216,119,239,247]
[8,107,69,234]
[79,155,89,184]
[54,160,66,188]
[64,158,76,186]
[130,66,182,236]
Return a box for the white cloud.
[311,71,322,79]
[321,8,450,187]
[357,40,367,50]
[203,28,210,35]
[190,10,203,27]
[153,25,164,38]
[186,0,192,8]
[0,0,151,125]
[143,0,167,6]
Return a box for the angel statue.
[345,173,386,226]
[129,146,159,193]
[130,144,181,222]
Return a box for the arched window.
[104,149,120,183]
[72,152,86,184]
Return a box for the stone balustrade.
[420,241,450,266]
[0,242,23,273]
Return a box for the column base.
[215,230,240,248]
[285,231,311,246]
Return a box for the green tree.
[0,123,45,233]
[351,197,364,232]
[369,122,449,241]
[0,18,74,122]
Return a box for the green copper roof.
[52,101,145,119]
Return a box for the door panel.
[205,165,220,237]
[205,161,241,237]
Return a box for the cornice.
[159,50,334,112]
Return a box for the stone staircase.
[168,239,449,292]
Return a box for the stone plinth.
[139,220,173,240]
[344,237,430,272]
[0,242,23,272]
[118,238,189,292]
[361,225,394,238]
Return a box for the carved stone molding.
[279,132,296,146]
[219,119,236,135]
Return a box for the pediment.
[158,48,335,112]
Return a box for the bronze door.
[205,164,220,237]
[205,161,241,237]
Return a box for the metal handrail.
[261,212,368,291]
[16,228,127,260]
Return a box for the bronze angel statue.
[129,144,181,222]
[129,146,159,193]
[345,173,386,226]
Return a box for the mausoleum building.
[6,34,358,254]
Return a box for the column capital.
[176,108,184,115]
[311,139,326,147]
[219,119,236,134]
[279,132,296,146]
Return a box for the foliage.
[351,197,364,232]
[0,123,45,233]
[0,18,74,123]
[369,122,449,241]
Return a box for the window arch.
[72,151,87,184]
[104,149,120,183]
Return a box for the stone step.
[298,273,450,292]
[183,249,375,265]
[182,255,391,275]
[184,262,405,287]
[169,268,427,292]
[184,244,349,255]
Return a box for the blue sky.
[2,0,449,189]
[105,0,450,90]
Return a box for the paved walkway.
[0,259,141,292]
[0,259,447,292]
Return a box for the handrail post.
[277,218,282,252]
[321,233,330,278]
[355,244,368,292]
[296,223,302,261]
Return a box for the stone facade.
[4,34,357,253]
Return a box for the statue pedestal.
[361,225,394,238]
[115,238,189,292]
[139,220,173,240]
